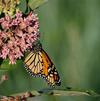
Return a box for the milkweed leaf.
[28,0,48,10]
[18,0,27,13]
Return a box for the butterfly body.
[24,42,61,86]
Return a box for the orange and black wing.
[40,49,61,86]
[24,49,61,86]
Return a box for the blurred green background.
[0,0,100,101]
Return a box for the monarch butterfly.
[24,41,61,86]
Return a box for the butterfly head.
[32,41,42,52]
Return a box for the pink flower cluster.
[0,11,39,64]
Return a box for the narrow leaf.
[28,0,48,10]
[18,0,27,13]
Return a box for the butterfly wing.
[40,49,61,86]
[24,49,61,86]
[24,51,43,77]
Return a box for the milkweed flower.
[0,11,40,64]
[0,0,20,16]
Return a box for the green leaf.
[0,59,8,76]
[0,69,8,76]
[25,5,31,14]
[28,0,48,10]
[0,59,23,70]
[18,0,27,13]
[0,69,8,72]
[0,59,10,70]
